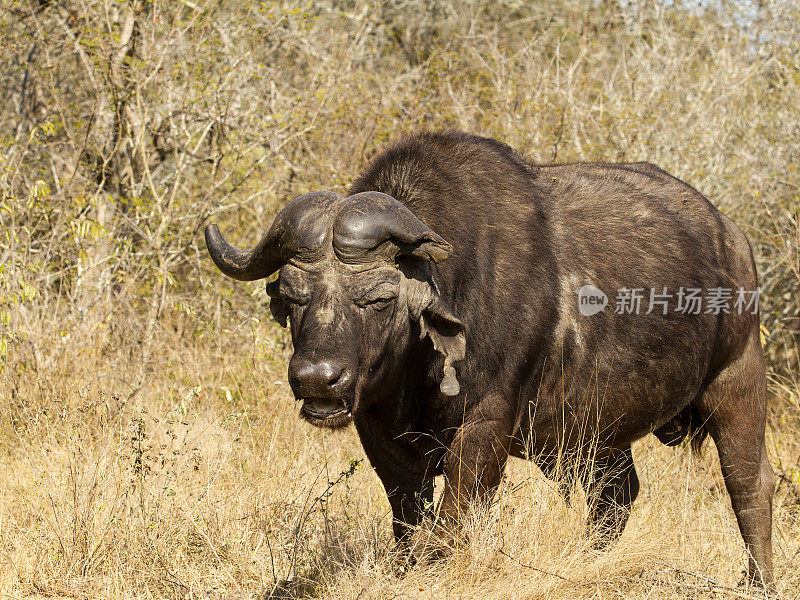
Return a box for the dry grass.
[1,330,798,599]
[1,0,799,598]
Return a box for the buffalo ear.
[405,278,466,396]
[265,279,288,327]
[420,301,466,396]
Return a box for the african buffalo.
[205,132,774,586]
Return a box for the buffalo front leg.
[355,420,435,557]
[437,394,515,546]
[372,463,435,571]
[584,445,640,548]
[387,475,435,549]
[370,462,434,556]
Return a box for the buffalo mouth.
[299,398,352,427]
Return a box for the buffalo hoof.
[737,570,775,595]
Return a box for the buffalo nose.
[289,357,350,397]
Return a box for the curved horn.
[333,192,453,263]
[205,191,343,281]
[204,223,283,281]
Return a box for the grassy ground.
[1,313,798,599]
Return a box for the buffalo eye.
[266,278,309,306]
[281,286,310,306]
[363,297,395,310]
[355,282,398,309]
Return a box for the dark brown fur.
[206,131,774,586]
[347,132,773,584]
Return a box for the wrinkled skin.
[206,132,774,587]
[271,258,457,430]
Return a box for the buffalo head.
[205,191,465,428]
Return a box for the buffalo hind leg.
[695,336,774,587]
[584,445,640,548]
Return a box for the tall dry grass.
[0,0,798,598]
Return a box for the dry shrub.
[0,0,798,598]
